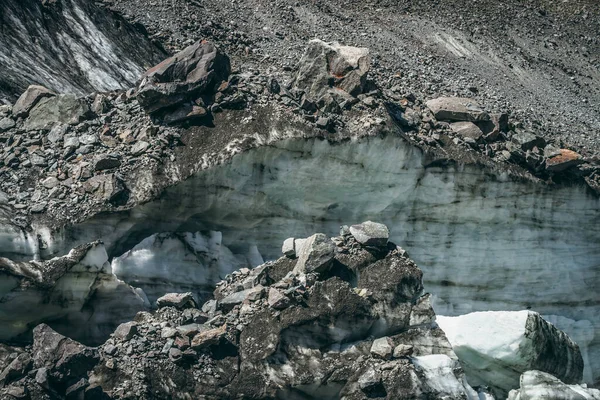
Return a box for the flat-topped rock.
[349,221,389,247]
[426,97,490,122]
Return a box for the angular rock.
[511,131,546,151]
[293,233,335,274]
[94,156,121,171]
[545,149,584,172]
[23,94,90,131]
[507,370,600,400]
[12,85,55,118]
[190,325,226,350]
[393,344,414,358]
[113,321,137,341]
[282,237,295,258]
[162,104,208,125]
[267,288,290,310]
[477,113,508,141]
[294,39,370,101]
[0,353,32,385]
[426,97,490,122]
[0,117,15,132]
[437,311,584,398]
[218,288,254,311]
[157,292,196,309]
[349,221,389,247]
[450,121,484,142]
[84,174,127,204]
[137,41,231,114]
[370,336,394,359]
[130,141,150,156]
[32,324,99,384]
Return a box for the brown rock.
[545,149,584,172]
[426,97,490,122]
[191,325,227,350]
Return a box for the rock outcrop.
[437,310,584,398]
[0,224,487,399]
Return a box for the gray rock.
[0,117,15,132]
[282,237,295,258]
[219,288,254,311]
[268,288,290,310]
[47,124,68,144]
[113,321,138,341]
[349,221,389,247]
[358,367,384,396]
[137,41,230,114]
[201,299,217,315]
[511,131,546,151]
[30,202,47,213]
[293,233,335,274]
[157,292,196,309]
[316,116,330,129]
[0,353,32,385]
[450,121,484,142]
[23,94,90,131]
[63,135,80,148]
[426,97,490,122]
[393,344,414,358]
[35,367,49,389]
[294,39,370,101]
[83,174,126,203]
[131,140,150,156]
[370,336,394,359]
[12,85,55,118]
[41,177,59,189]
[94,156,121,171]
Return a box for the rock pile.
[0,222,486,399]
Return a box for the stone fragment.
[0,353,32,385]
[113,321,137,341]
[282,237,295,258]
[358,367,385,397]
[219,288,254,311]
[91,94,110,115]
[131,140,150,156]
[450,121,484,142]
[181,308,208,325]
[191,325,227,350]
[545,149,583,172]
[393,344,414,358]
[293,233,335,274]
[32,324,99,384]
[315,116,330,130]
[23,94,90,131]
[161,327,178,339]
[477,113,508,141]
[157,292,196,309]
[349,221,389,247]
[201,299,217,315]
[41,177,59,189]
[65,378,88,399]
[268,288,290,310]
[35,367,49,389]
[0,117,15,132]
[162,104,208,125]
[4,385,28,399]
[94,156,121,171]
[12,85,56,118]
[370,336,394,359]
[426,97,490,122]
[137,41,231,114]
[511,131,546,151]
[83,174,126,204]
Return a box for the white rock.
[370,337,394,359]
[282,237,295,258]
[437,311,583,398]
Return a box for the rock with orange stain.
[545,149,583,172]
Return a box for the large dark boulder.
[136,41,231,114]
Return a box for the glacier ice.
[437,311,583,398]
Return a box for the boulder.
[508,370,600,400]
[23,94,90,131]
[156,292,196,309]
[293,233,335,274]
[137,41,230,114]
[161,104,208,125]
[450,121,484,142]
[437,311,583,398]
[282,237,295,258]
[426,97,490,122]
[12,85,56,118]
[0,353,32,385]
[0,117,15,132]
[477,113,508,141]
[370,336,394,359]
[511,131,546,151]
[267,288,290,310]
[294,39,370,101]
[545,149,584,172]
[349,221,389,247]
[112,321,138,341]
[32,324,99,384]
[190,325,226,350]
